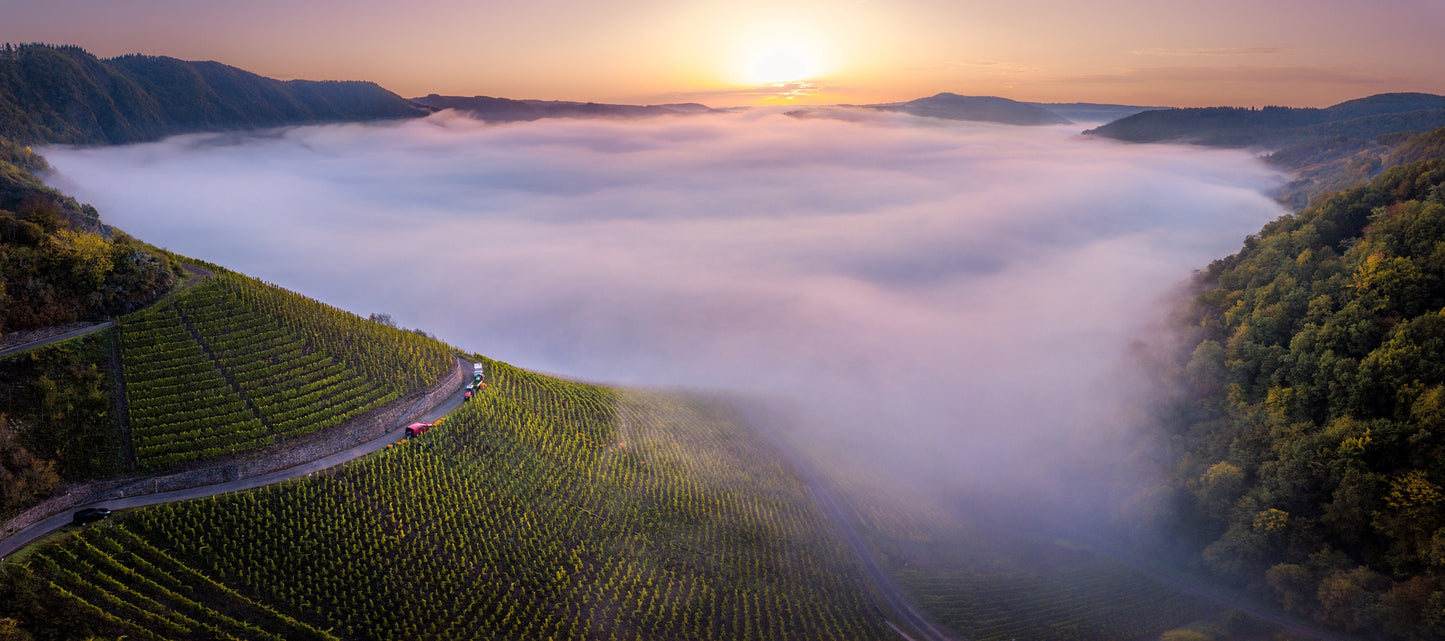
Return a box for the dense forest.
[0,136,176,337]
[1158,139,1445,639]
[0,333,115,520]
[0,44,426,145]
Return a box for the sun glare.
[729,22,832,89]
[747,45,815,85]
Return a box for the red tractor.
[405,422,433,437]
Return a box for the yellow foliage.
[1338,428,1372,457]
[1254,508,1289,532]
[1385,470,1443,519]
[48,228,113,287]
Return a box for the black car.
[72,508,111,526]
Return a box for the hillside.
[0,44,425,145]
[0,362,893,640]
[1157,156,1445,640]
[0,265,457,526]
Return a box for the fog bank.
[42,110,1285,518]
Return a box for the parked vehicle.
[405,422,433,437]
[72,508,111,526]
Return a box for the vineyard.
[2,525,335,641]
[3,359,890,640]
[117,272,453,469]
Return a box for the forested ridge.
[1160,148,1445,639]
[1086,93,1445,149]
[0,43,425,145]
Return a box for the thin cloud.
[1130,46,1299,57]
[907,60,1041,74]
[1053,64,1398,86]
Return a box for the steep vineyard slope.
[118,272,454,469]
[1,361,890,640]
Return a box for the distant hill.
[0,43,426,145]
[861,93,1072,125]
[1084,93,1445,148]
[411,94,716,122]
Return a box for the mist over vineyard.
[42,109,1286,525]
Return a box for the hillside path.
[0,359,472,560]
[0,263,211,359]
[0,321,113,358]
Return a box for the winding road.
[0,321,114,359]
[0,369,472,560]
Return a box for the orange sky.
[3,0,1442,108]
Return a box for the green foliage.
[1161,157,1445,639]
[0,331,118,489]
[0,43,423,145]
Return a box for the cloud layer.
[43,110,1285,519]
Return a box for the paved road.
[0,264,211,360]
[0,371,472,560]
[0,321,114,359]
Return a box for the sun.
[747,44,816,85]
[730,23,831,87]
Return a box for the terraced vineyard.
[118,272,453,469]
[121,299,272,468]
[3,360,889,640]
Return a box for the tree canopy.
[1160,154,1445,640]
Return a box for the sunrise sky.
[3,0,1443,107]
